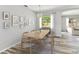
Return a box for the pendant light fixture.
[38,5,43,18]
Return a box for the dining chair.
[47,31,56,54]
[21,32,32,53]
[21,32,40,54]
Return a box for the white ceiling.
[62,9,79,15]
[27,5,79,15]
[27,5,66,12]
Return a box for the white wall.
[0,5,36,52]
[61,17,67,32]
[35,13,40,30]
[53,12,62,36]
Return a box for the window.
[42,16,50,28]
[39,14,54,29]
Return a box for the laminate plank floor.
[1,32,79,54]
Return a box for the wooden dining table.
[22,29,50,53]
[23,29,50,40]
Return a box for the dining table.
[23,29,50,40]
[22,29,50,53]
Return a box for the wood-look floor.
[1,32,79,54]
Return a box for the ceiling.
[62,9,79,16]
[27,5,67,12]
[27,5,79,15]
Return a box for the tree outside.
[42,16,50,27]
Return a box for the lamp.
[38,5,42,18]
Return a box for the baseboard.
[0,41,21,53]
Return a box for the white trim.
[50,14,54,29]
[0,41,21,53]
[39,17,42,28]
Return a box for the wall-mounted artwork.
[19,16,24,24]
[4,21,10,29]
[12,16,19,25]
[3,11,10,20]
[19,16,25,28]
[12,16,20,28]
[24,18,29,26]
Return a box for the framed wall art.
[12,16,20,28]
[19,16,24,24]
[19,16,25,28]
[12,16,19,25]
[3,11,10,20]
[4,20,10,29]
[24,18,29,26]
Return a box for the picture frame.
[24,18,29,26]
[12,16,19,25]
[19,16,24,24]
[12,15,20,28]
[3,11,10,20]
[19,16,25,28]
[4,20,10,29]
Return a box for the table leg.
[51,37,54,54]
[29,38,32,54]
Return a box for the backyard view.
[42,16,50,28]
